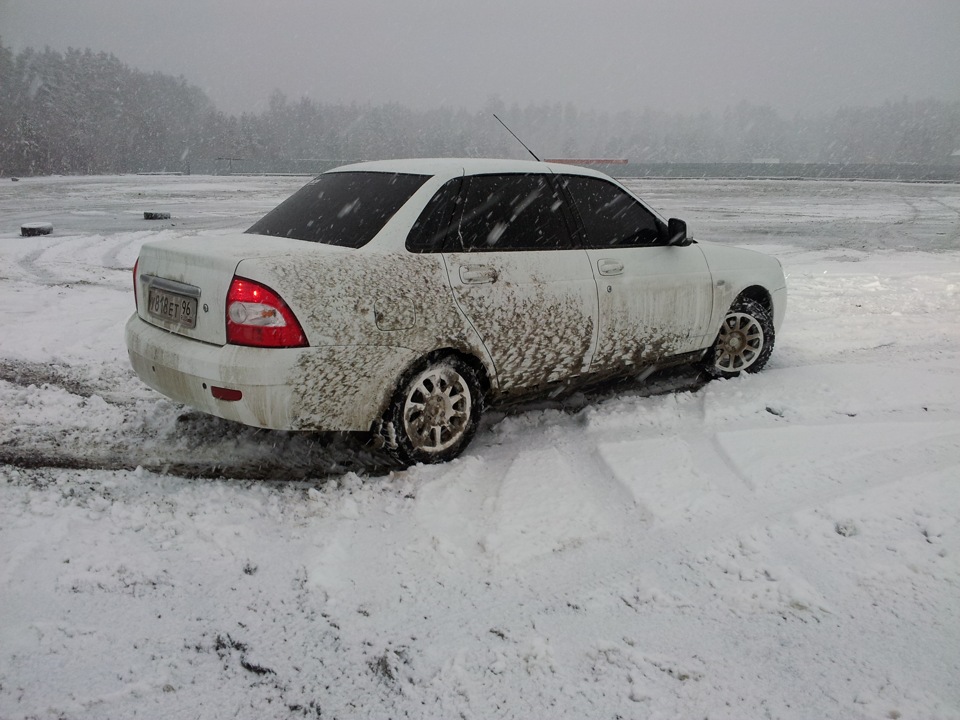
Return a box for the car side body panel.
[442,249,598,392]
[586,244,715,371]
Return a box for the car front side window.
[563,175,662,249]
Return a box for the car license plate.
[147,286,198,328]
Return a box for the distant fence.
[545,158,629,166]
[610,163,960,183]
[188,158,361,176]
[181,158,960,183]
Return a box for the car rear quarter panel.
[237,248,493,427]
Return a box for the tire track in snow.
[928,197,960,244]
[14,233,133,290]
[0,446,376,481]
[0,358,135,402]
[99,231,146,272]
[0,358,391,480]
[0,365,707,482]
[16,244,60,284]
[339,416,960,708]
[0,426,384,482]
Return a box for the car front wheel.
[707,297,775,378]
[382,355,483,466]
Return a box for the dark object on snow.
[835,520,859,537]
[11,177,19,182]
[144,211,172,220]
[21,222,53,236]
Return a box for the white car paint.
[125,158,787,441]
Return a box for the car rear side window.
[406,177,464,253]
[562,175,662,248]
[246,171,429,247]
[452,174,574,252]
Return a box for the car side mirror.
[667,218,690,246]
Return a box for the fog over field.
[3,0,959,116]
[2,1,959,177]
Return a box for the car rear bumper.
[125,314,417,432]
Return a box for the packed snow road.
[1,174,959,719]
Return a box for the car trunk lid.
[135,233,308,346]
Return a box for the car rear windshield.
[245,171,429,247]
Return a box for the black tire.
[705,297,775,378]
[380,355,484,466]
[21,222,53,236]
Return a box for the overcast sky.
[2,0,958,117]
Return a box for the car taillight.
[226,276,308,348]
[133,258,139,310]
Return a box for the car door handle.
[459,265,498,284]
[597,259,624,276]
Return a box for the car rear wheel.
[706,297,774,378]
[381,355,483,465]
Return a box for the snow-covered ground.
[2,174,959,719]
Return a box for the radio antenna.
[493,114,541,162]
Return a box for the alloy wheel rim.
[403,367,472,453]
[714,312,764,372]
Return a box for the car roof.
[328,157,614,181]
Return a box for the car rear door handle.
[597,259,624,276]
[459,265,498,284]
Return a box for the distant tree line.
[1,41,959,176]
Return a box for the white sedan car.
[126,159,786,464]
